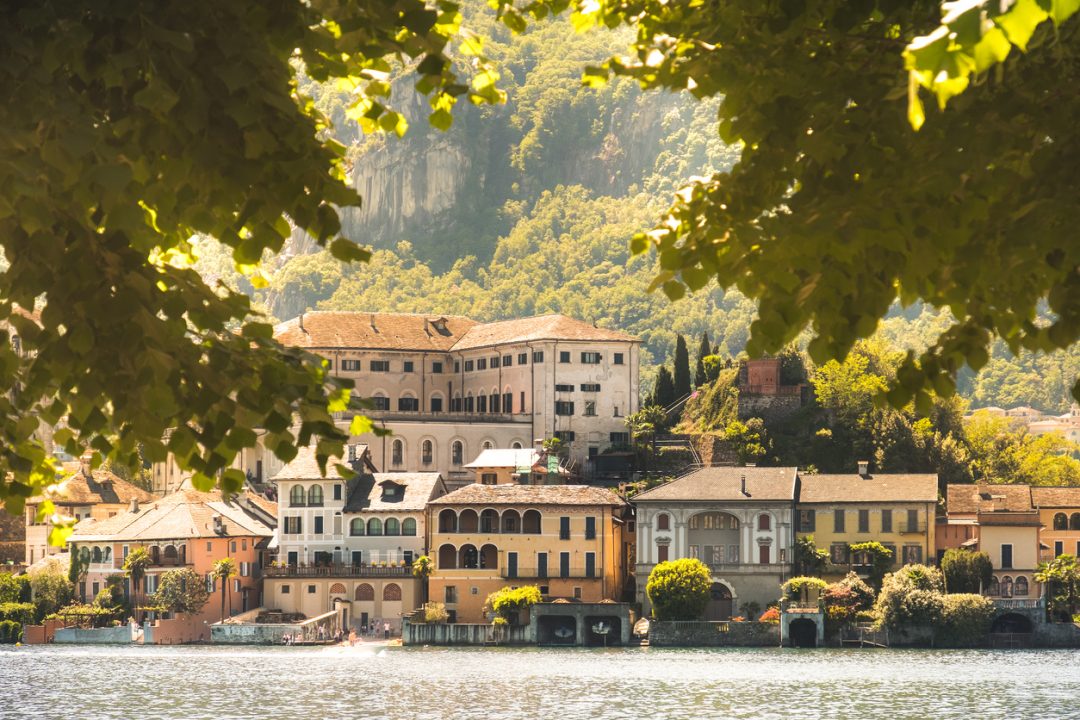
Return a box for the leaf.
[349,414,374,436]
[996,0,1050,50]
[329,238,371,263]
[430,108,453,130]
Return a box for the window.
[906,509,919,532]
[559,351,571,363]
[308,485,323,507]
[1072,513,1080,530]
[758,514,771,531]
[830,543,849,564]
[464,360,474,372]
[402,518,417,536]
[341,359,361,371]
[657,514,670,531]
[398,396,419,412]
[882,544,897,564]
[580,383,600,392]
[350,518,365,536]
[797,509,815,532]
[533,351,544,363]
[834,509,845,533]
[422,440,434,465]
[1054,513,1068,530]
[454,361,461,373]
[614,353,624,365]
[499,354,511,367]
[385,518,400,536]
[333,484,342,501]
[281,585,290,594]
[520,391,525,413]
[1015,576,1029,597]
[403,360,414,372]
[452,441,464,465]
[481,473,498,485]
[585,516,596,540]
[430,396,443,412]
[490,356,500,369]
[477,358,487,371]
[881,509,892,533]
[1001,544,1013,569]
[307,585,317,594]
[583,400,596,417]
[580,352,601,364]
[370,360,390,372]
[559,516,571,540]
[371,395,390,411]
[903,545,923,564]
[230,541,237,553]
[477,395,487,413]
[560,552,571,578]
[503,392,512,413]
[432,361,443,374]
[585,552,596,578]
[554,431,575,442]
[537,552,549,578]
[367,518,383,536]
[445,586,458,603]
[284,517,301,534]
[554,401,574,416]
[1001,576,1014,598]
[610,431,629,444]
[657,544,669,563]
[759,546,770,564]
[513,352,525,365]
[1056,540,1064,557]
[858,509,870,533]
[289,485,305,507]
[555,384,575,392]
[314,516,323,534]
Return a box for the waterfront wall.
[403,622,529,646]
[145,616,207,645]
[54,626,132,644]
[22,620,64,644]
[649,621,779,647]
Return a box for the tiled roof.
[451,314,637,350]
[70,488,274,542]
[29,466,155,507]
[976,512,1042,527]
[274,312,476,351]
[947,484,1033,514]
[270,444,375,481]
[464,449,541,469]
[633,467,798,502]
[429,484,626,507]
[343,473,446,513]
[800,473,938,503]
[1032,486,1080,509]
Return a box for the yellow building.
[1032,486,1080,560]
[946,484,1042,599]
[427,485,631,623]
[462,448,567,486]
[796,467,937,578]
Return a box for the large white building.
[151,312,641,494]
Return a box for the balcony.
[264,564,413,579]
[333,410,531,425]
[992,598,1044,610]
[500,567,598,580]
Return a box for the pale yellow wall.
[797,502,936,571]
[265,577,420,630]
[1040,508,1080,559]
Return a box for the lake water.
[3,644,1079,719]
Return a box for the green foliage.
[966,414,1080,486]
[0,602,35,626]
[874,564,946,631]
[424,602,449,624]
[1036,554,1080,620]
[695,333,710,388]
[28,559,75,624]
[646,558,711,621]
[823,572,875,635]
[0,620,22,643]
[848,542,894,591]
[212,557,238,622]
[673,335,691,398]
[0,573,23,604]
[152,569,211,616]
[941,549,994,595]
[794,536,828,577]
[721,419,769,465]
[485,585,542,623]
[651,366,676,408]
[781,576,828,604]
[678,368,739,433]
[123,548,150,595]
[936,594,995,648]
[411,555,434,579]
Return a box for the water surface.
[3,644,1078,719]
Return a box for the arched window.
[367,517,383,536]
[402,518,417,536]
[458,509,478,533]
[438,509,457,533]
[758,514,771,531]
[480,509,499,533]
[438,544,457,569]
[350,518,365,536]
[383,583,402,601]
[1015,576,1030,597]
[460,545,479,569]
[512,441,523,450]
[479,544,498,569]
[104,547,112,561]
[1001,576,1014,598]
[657,514,670,531]
[92,547,102,563]
[355,583,374,601]
[308,485,323,507]
[452,441,464,465]
[989,576,1000,596]
[329,582,346,595]
[385,518,400,536]
[422,440,434,465]
[483,441,493,451]
[1054,513,1068,530]
[392,439,404,466]
[79,546,90,563]
[523,509,542,534]
[501,510,521,533]
[290,485,305,507]
[1071,513,1080,531]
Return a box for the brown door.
[705,583,732,621]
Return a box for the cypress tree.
[694,331,711,387]
[653,366,677,408]
[673,335,692,397]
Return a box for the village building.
[25,458,154,566]
[266,444,445,632]
[151,312,640,494]
[1032,486,1080,559]
[67,481,276,636]
[796,464,938,577]
[945,484,1042,599]
[427,484,631,623]
[633,466,798,619]
[462,447,569,487]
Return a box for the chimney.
[348,444,357,462]
[857,460,870,478]
[213,515,224,534]
[298,312,305,332]
[370,313,377,330]
[129,498,139,513]
[740,475,749,497]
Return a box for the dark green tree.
[152,568,211,616]
[652,366,677,409]
[941,549,993,595]
[673,335,692,397]
[694,332,711,387]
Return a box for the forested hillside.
[194,1,1079,414]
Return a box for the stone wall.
[403,621,529,646]
[691,435,738,466]
[53,626,133,644]
[1032,622,1080,648]
[649,621,779,647]
[737,393,804,422]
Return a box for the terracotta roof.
[464,449,541,469]
[429,484,626,507]
[976,512,1042,527]
[270,444,376,481]
[70,488,274,542]
[633,467,798,502]
[274,312,476,351]
[29,466,155,507]
[451,314,637,350]
[947,484,1033,514]
[800,473,938,503]
[1031,486,1080,509]
[343,473,446,513]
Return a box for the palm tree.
[212,558,237,622]
[412,555,434,606]
[122,547,151,621]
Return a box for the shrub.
[941,549,993,594]
[848,541,893,591]
[874,564,946,631]
[0,620,21,643]
[152,569,211,615]
[730,616,746,622]
[0,602,35,626]
[758,607,780,623]
[0,573,22,604]
[937,594,994,647]
[485,586,542,623]
[782,576,828,603]
[424,602,449,624]
[739,601,761,620]
[646,559,712,620]
[794,536,828,575]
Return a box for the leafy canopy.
[646,558,711,620]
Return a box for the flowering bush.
[758,607,780,623]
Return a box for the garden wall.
[145,616,207,644]
[53,626,132,644]
[649,621,779,647]
[403,622,529,646]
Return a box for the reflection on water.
[2,644,1079,720]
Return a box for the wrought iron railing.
[264,564,412,578]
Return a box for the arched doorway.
[789,618,817,648]
[991,613,1033,634]
[705,582,733,621]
